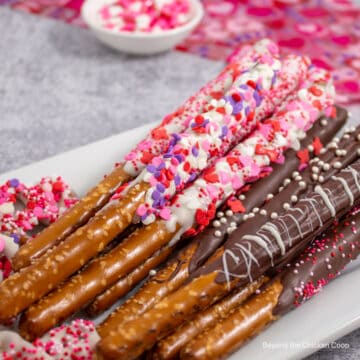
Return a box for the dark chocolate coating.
[274,207,360,315]
[192,160,360,287]
[188,107,347,273]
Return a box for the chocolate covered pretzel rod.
[150,123,359,360]
[16,67,333,338]
[94,106,346,334]
[182,205,360,360]
[11,40,272,271]
[96,159,360,360]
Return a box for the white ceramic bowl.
[81,0,204,55]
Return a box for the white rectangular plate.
[1,123,359,360]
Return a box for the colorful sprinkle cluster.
[123,39,279,177]
[1,319,99,359]
[0,176,78,282]
[20,176,78,225]
[164,66,335,240]
[135,46,312,225]
[288,205,360,308]
[98,0,191,33]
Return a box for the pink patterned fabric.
[1,0,360,104]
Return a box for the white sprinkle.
[299,181,306,189]
[312,166,319,174]
[291,195,298,203]
[283,178,291,186]
[220,217,227,224]
[149,269,157,276]
[333,161,342,169]
[308,145,314,152]
[260,209,267,216]
[295,175,302,181]
[312,173,319,181]
[318,176,324,183]
[283,203,290,210]
[214,230,222,237]
[217,211,224,218]
[271,212,278,219]
[239,194,246,200]
[320,119,328,126]
[253,207,259,213]
[266,193,274,200]
[323,163,330,171]
[226,210,233,217]
[213,220,221,228]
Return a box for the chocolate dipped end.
[188,107,347,273]
[191,160,360,288]
[274,207,360,316]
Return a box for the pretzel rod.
[182,206,360,360]
[96,242,198,337]
[153,276,268,360]
[86,243,174,317]
[96,160,360,360]
[94,106,345,337]
[11,41,268,272]
[0,182,148,322]
[17,67,332,338]
[149,123,357,360]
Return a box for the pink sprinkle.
[137,204,147,217]
[159,208,171,220]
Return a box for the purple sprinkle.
[245,106,250,116]
[157,183,165,193]
[157,162,165,170]
[253,91,262,107]
[192,146,199,157]
[152,191,160,200]
[174,175,181,186]
[172,133,181,142]
[188,172,197,182]
[154,171,161,178]
[141,214,148,222]
[271,71,277,86]
[163,153,172,158]
[222,126,228,137]
[9,178,19,188]
[232,101,243,115]
[239,84,248,90]
[11,233,20,244]
[152,199,161,208]
[174,154,184,163]
[147,165,157,173]
[224,95,236,108]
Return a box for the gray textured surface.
[0,7,359,360]
[0,8,222,174]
